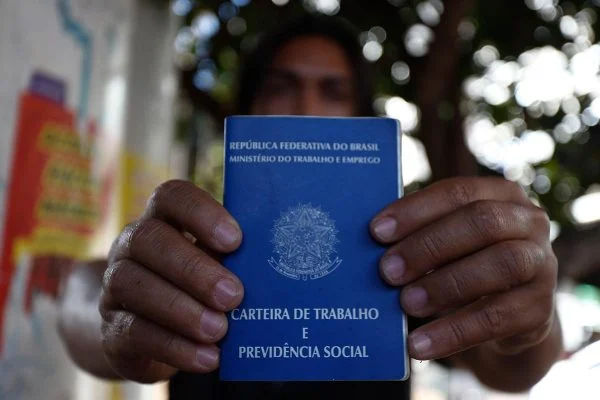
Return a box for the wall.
[0,1,178,399]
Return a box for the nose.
[297,83,322,116]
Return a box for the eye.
[260,75,298,98]
[322,80,353,101]
[262,78,288,93]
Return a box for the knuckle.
[147,180,212,225]
[99,294,114,320]
[445,180,479,208]
[503,179,524,196]
[545,250,559,280]
[469,201,506,241]
[176,251,206,284]
[447,318,469,349]
[164,289,205,338]
[166,290,185,314]
[535,291,555,326]
[161,333,184,359]
[127,219,163,257]
[420,232,445,262]
[444,269,466,302]
[101,327,119,358]
[528,205,551,234]
[146,180,191,213]
[109,222,139,262]
[524,306,550,335]
[118,312,137,341]
[103,260,131,299]
[480,304,513,336]
[99,305,114,331]
[532,205,551,224]
[496,178,528,202]
[496,242,541,285]
[102,311,136,357]
[101,333,114,357]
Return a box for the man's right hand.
[100,180,244,383]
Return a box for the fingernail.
[200,309,226,339]
[403,287,428,311]
[373,217,397,241]
[214,279,239,308]
[197,347,219,369]
[380,255,405,283]
[215,221,241,247]
[410,333,432,358]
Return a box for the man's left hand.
[370,177,558,360]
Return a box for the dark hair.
[234,14,375,116]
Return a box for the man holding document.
[58,15,563,399]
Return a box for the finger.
[399,240,546,317]
[109,219,244,311]
[491,312,556,355]
[102,259,228,344]
[142,180,242,253]
[407,283,554,360]
[370,177,533,244]
[105,353,177,384]
[379,200,548,285]
[102,309,220,379]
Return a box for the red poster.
[0,92,113,353]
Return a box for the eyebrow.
[266,67,352,82]
[265,69,300,82]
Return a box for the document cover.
[220,116,408,382]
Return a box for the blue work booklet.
[219,116,409,382]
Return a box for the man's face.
[250,35,357,117]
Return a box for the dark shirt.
[169,372,411,399]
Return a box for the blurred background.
[1,0,600,399]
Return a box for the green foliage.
[174,0,600,231]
